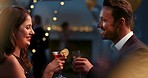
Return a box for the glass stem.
[58,71,63,78]
[79,72,81,78]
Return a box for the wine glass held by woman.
[0,6,66,78]
[52,48,69,78]
[43,58,66,78]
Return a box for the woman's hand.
[42,57,67,78]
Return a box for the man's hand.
[73,57,93,74]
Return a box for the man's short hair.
[103,0,133,27]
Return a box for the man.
[73,0,148,78]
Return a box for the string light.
[52,16,58,21]
[52,1,65,22]
[60,1,65,6]
[51,25,62,31]
[42,37,46,41]
[32,49,36,53]
[30,5,35,9]
[47,27,51,31]
[45,33,49,36]
[47,25,94,32]
[27,9,31,13]
[33,0,37,3]
[54,10,58,14]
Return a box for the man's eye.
[102,19,107,22]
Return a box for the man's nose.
[97,21,102,28]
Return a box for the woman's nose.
[31,28,35,35]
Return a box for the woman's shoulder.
[0,55,21,70]
[3,55,20,66]
[0,55,25,78]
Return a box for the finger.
[59,56,67,60]
[56,58,65,64]
[73,69,81,72]
[74,65,82,69]
[60,66,63,70]
[56,67,62,72]
[73,66,83,72]
[59,60,65,64]
[59,62,64,66]
[75,57,87,61]
[58,63,63,70]
[73,60,85,66]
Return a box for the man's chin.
[101,35,109,40]
[101,37,108,40]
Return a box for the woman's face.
[14,15,35,48]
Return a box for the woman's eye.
[26,26,30,29]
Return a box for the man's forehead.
[100,6,113,17]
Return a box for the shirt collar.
[113,31,133,51]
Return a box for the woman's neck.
[13,47,21,57]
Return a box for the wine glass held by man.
[72,50,83,78]
[0,6,66,78]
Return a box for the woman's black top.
[13,54,34,78]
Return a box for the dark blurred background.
[1,0,147,78]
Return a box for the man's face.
[97,6,118,41]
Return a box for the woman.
[0,6,65,78]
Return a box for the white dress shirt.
[114,31,133,51]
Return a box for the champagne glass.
[72,50,81,78]
[52,51,66,78]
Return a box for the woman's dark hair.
[0,6,32,70]
[103,0,133,28]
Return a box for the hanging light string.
[52,0,65,22]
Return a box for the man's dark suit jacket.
[87,35,148,78]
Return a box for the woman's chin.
[26,42,30,46]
